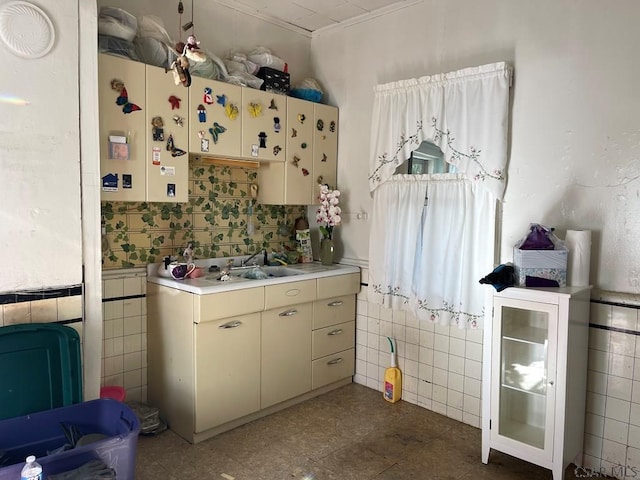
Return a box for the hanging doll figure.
[183,35,206,62]
[170,53,191,87]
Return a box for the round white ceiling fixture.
[0,1,54,59]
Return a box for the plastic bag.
[516,223,558,250]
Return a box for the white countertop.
[147,261,360,295]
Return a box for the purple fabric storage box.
[0,399,140,480]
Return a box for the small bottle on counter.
[21,456,43,480]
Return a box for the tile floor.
[135,383,606,479]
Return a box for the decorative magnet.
[167,184,176,197]
[330,120,336,132]
[203,87,214,105]
[251,145,259,157]
[292,156,300,167]
[273,117,281,133]
[198,131,209,152]
[321,153,327,162]
[166,134,186,157]
[301,168,309,176]
[197,104,206,123]
[321,135,326,140]
[172,115,185,127]
[317,119,324,131]
[317,175,324,185]
[216,94,227,106]
[152,146,161,166]
[160,166,176,176]
[291,128,297,138]
[297,113,305,124]
[269,98,278,110]
[123,174,132,189]
[225,103,239,120]
[301,142,307,149]
[151,116,164,141]
[249,102,262,118]
[102,173,118,192]
[168,95,181,110]
[209,122,227,144]
[258,131,267,148]
[273,145,281,155]
[112,79,141,114]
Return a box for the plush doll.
[183,35,206,62]
[170,55,191,87]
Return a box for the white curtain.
[368,62,512,201]
[369,174,495,328]
[368,63,511,328]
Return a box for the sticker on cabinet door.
[112,80,141,114]
[330,120,336,132]
[160,166,175,176]
[251,144,259,157]
[209,122,226,144]
[102,173,118,192]
[203,87,214,105]
[166,134,186,157]
[269,98,278,110]
[216,94,227,106]
[151,116,164,141]
[321,153,327,162]
[197,104,206,122]
[172,115,184,127]
[248,102,262,118]
[273,117,281,133]
[317,119,324,131]
[168,95,181,110]
[167,184,176,197]
[258,131,267,148]
[291,128,297,138]
[152,146,161,165]
[225,103,238,120]
[122,174,132,188]
[273,145,281,155]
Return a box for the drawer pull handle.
[219,320,242,329]
[328,329,343,336]
[327,357,343,365]
[279,309,298,317]
[328,300,344,307]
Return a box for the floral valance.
[368,62,512,201]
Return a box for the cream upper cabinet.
[312,104,339,203]
[258,97,314,205]
[98,53,189,202]
[241,89,287,162]
[145,64,189,202]
[188,75,242,159]
[99,54,146,201]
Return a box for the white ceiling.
[213,0,418,34]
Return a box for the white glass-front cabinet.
[482,286,591,480]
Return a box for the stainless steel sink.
[229,265,303,280]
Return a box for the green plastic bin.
[0,323,82,420]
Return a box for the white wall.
[312,0,640,294]
[0,0,82,292]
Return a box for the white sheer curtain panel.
[370,175,494,328]
[368,62,512,201]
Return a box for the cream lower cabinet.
[481,286,591,480]
[147,270,360,444]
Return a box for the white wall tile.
[588,350,610,374]
[367,302,380,320]
[29,299,58,323]
[406,326,420,345]
[588,370,608,394]
[57,295,83,321]
[449,354,465,375]
[610,331,636,357]
[418,363,433,382]
[124,351,142,372]
[463,394,480,416]
[419,346,433,365]
[404,359,418,378]
[608,375,633,401]
[465,359,482,380]
[465,341,483,361]
[465,328,483,344]
[103,300,123,321]
[356,299,368,317]
[625,448,640,478]
[462,412,480,428]
[450,326,465,340]
[432,385,447,405]
[612,306,638,331]
[392,309,405,325]
[434,333,449,353]
[403,374,417,394]
[103,278,124,299]
[601,439,627,466]
[585,413,605,437]
[123,315,143,336]
[630,403,640,427]
[417,380,432,400]
[464,377,481,398]
[367,316,379,333]
[405,312,419,329]
[405,343,419,362]
[603,418,629,444]
[420,330,434,348]
[606,397,631,423]
[123,368,142,389]
[379,306,392,322]
[433,367,448,387]
[610,353,634,379]
[446,405,463,422]
[432,401,447,416]
[629,425,640,450]
[587,392,606,416]
[123,277,143,296]
[3,302,30,325]
[123,333,142,354]
[591,303,611,327]
[123,298,142,318]
[434,350,448,370]
[449,337,465,357]
[583,433,603,458]
[448,372,464,393]
[589,329,610,352]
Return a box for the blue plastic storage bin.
[0,399,140,480]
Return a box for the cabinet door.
[146,65,189,202]
[98,54,146,201]
[257,97,314,204]
[189,76,242,158]
[261,303,312,408]
[242,90,287,161]
[491,297,558,463]
[312,104,338,203]
[195,313,261,433]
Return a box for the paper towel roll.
[565,230,592,286]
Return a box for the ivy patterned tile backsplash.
[101,164,305,269]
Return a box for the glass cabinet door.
[491,297,558,459]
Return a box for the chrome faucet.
[242,249,266,267]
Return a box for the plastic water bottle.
[20,456,42,480]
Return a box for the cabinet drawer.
[195,287,264,323]
[264,280,316,310]
[312,321,355,360]
[312,348,355,390]
[317,273,360,299]
[313,294,355,329]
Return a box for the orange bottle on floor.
[383,337,402,403]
